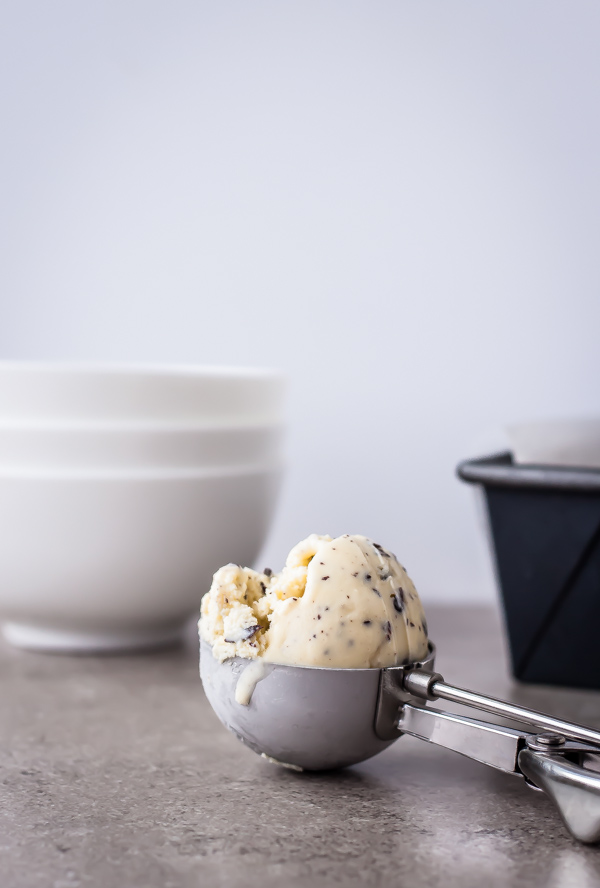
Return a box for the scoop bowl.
[200,641,436,770]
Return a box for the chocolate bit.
[363,620,372,625]
[352,571,359,577]
[259,581,266,594]
[321,576,330,581]
[379,571,391,581]
[409,621,415,628]
[317,614,322,620]
[384,621,392,640]
[422,617,428,635]
[224,624,261,643]
[263,567,272,577]
[365,574,372,581]
[373,542,390,558]
[241,624,260,640]
[393,588,405,613]
[372,588,381,597]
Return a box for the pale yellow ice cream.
[199,534,429,668]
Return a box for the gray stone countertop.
[2,605,600,888]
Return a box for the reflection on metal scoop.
[200,640,600,843]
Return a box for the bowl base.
[1,621,184,654]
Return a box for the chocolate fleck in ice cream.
[199,534,428,668]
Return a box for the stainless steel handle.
[375,665,600,843]
[403,669,600,747]
[398,703,600,844]
[398,703,525,773]
[519,749,600,844]
[407,670,600,747]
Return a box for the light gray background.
[1,2,599,602]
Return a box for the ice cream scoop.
[199,534,600,844]
[200,640,600,844]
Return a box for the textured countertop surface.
[3,605,600,888]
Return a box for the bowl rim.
[0,360,284,381]
[0,461,285,481]
[0,417,286,434]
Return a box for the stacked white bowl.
[0,362,284,653]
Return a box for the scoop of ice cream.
[199,534,429,668]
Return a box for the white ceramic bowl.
[0,465,282,652]
[0,420,284,471]
[0,362,284,424]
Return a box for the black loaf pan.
[458,452,600,689]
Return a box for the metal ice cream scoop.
[200,640,600,844]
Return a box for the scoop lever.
[375,664,600,843]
